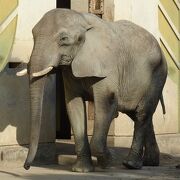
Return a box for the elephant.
[17,9,167,172]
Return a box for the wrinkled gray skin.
[21,9,167,172]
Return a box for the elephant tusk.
[16,69,27,76]
[32,66,53,77]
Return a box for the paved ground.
[0,141,180,179]
[0,165,180,180]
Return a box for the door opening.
[56,0,71,139]
[56,0,71,9]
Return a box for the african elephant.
[17,9,167,172]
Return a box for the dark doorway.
[56,0,71,139]
[56,0,71,9]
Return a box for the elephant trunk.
[24,64,47,170]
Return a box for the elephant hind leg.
[123,111,159,169]
[141,65,166,167]
[123,101,161,169]
[123,112,150,169]
[123,65,166,169]
[143,120,160,166]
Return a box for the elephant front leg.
[90,92,117,168]
[66,96,94,172]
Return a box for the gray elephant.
[17,9,167,172]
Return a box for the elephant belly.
[117,65,152,113]
[118,97,139,113]
[118,84,148,113]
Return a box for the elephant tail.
[160,94,166,114]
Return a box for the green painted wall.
[0,0,18,71]
[160,0,180,32]
[158,0,180,131]
[0,0,18,24]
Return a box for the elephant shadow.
[1,141,180,179]
[55,141,180,169]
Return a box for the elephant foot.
[90,141,113,168]
[123,151,143,169]
[96,149,113,168]
[143,147,160,166]
[72,157,94,173]
[143,154,159,166]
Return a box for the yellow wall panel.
[160,41,179,84]
[160,0,180,32]
[158,9,180,61]
[0,0,18,24]
[0,16,17,71]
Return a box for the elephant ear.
[71,27,116,78]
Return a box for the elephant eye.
[58,36,70,46]
[60,36,68,41]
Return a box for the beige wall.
[11,0,56,63]
[71,0,89,13]
[114,0,159,37]
[0,0,56,146]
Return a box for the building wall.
[71,0,89,13]
[158,0,180,129]
[0,0,18,71]
[12,0,56,63]
[114,0,159,37]
[0,0,179,148]
[0,0,56,146]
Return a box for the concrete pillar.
[71,0,89,13]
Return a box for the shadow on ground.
[1,140,180,180]
[32,141,180,179]
[54,140,180,167]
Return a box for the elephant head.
[16,9,116,169]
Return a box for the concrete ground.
[1,140,180,180]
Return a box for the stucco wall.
[0,0,56,146]
[12,0,56,63]
[114,0,159,37]
[71,0,89,13]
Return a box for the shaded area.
[1,140,180,180]
[55,0,71,140]
[0,64,56,145]
[2,133,180,179]
[56,0,71,9]
[56,70,71,139]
